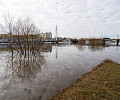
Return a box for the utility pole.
[117,34,119,45]
[117,34,119,39]
[55,25,58,40]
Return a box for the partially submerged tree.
[1,15,45,84]
[0,14,42,51]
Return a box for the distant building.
[0,32,52,40]
[40,32,52,39]
[0,34,9,38]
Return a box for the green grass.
[51,60,120,100]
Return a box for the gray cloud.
[0,0,120,38]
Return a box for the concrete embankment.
[51,59,120,100]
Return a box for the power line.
[55,25,58,40]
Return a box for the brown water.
[0,43,120,100]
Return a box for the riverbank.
[51,59,120,100]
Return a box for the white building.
[40,32,52,39]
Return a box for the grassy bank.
[51,60,120,100]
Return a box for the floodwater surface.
[0,43,120,100]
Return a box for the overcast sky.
[0,0,120,38]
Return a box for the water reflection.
[75,41,104,52]
[75,44,85,51]
[4,44,51,84]
[0,43,120,100]
[75,44,104,52]
[88,45,104,52]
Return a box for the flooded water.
[0,43,120,100]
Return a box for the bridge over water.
[77,38,120,45]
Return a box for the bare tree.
[1,14,43,51]
[1,15,45,84]
[0,14,14,38]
